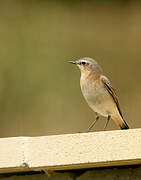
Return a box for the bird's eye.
[81,61,86,65]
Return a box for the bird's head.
[69,57,103,77]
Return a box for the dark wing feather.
[100,75,123,119]
[100,75,129,129]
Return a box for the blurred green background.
[0,0,140,137]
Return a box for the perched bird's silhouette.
[69,57,129,131]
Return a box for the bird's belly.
[81,81,116,117]
[89,98,116,117]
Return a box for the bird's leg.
[103,115,111,130]
[85,113,99,132]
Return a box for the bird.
[69,57,129,131]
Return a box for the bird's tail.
[112,115,129,130]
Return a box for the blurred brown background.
[0,0,140,137]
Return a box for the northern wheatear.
[69,57,129,131]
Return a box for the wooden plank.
[0,129,141,173]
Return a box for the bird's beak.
[68,61,77,64]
